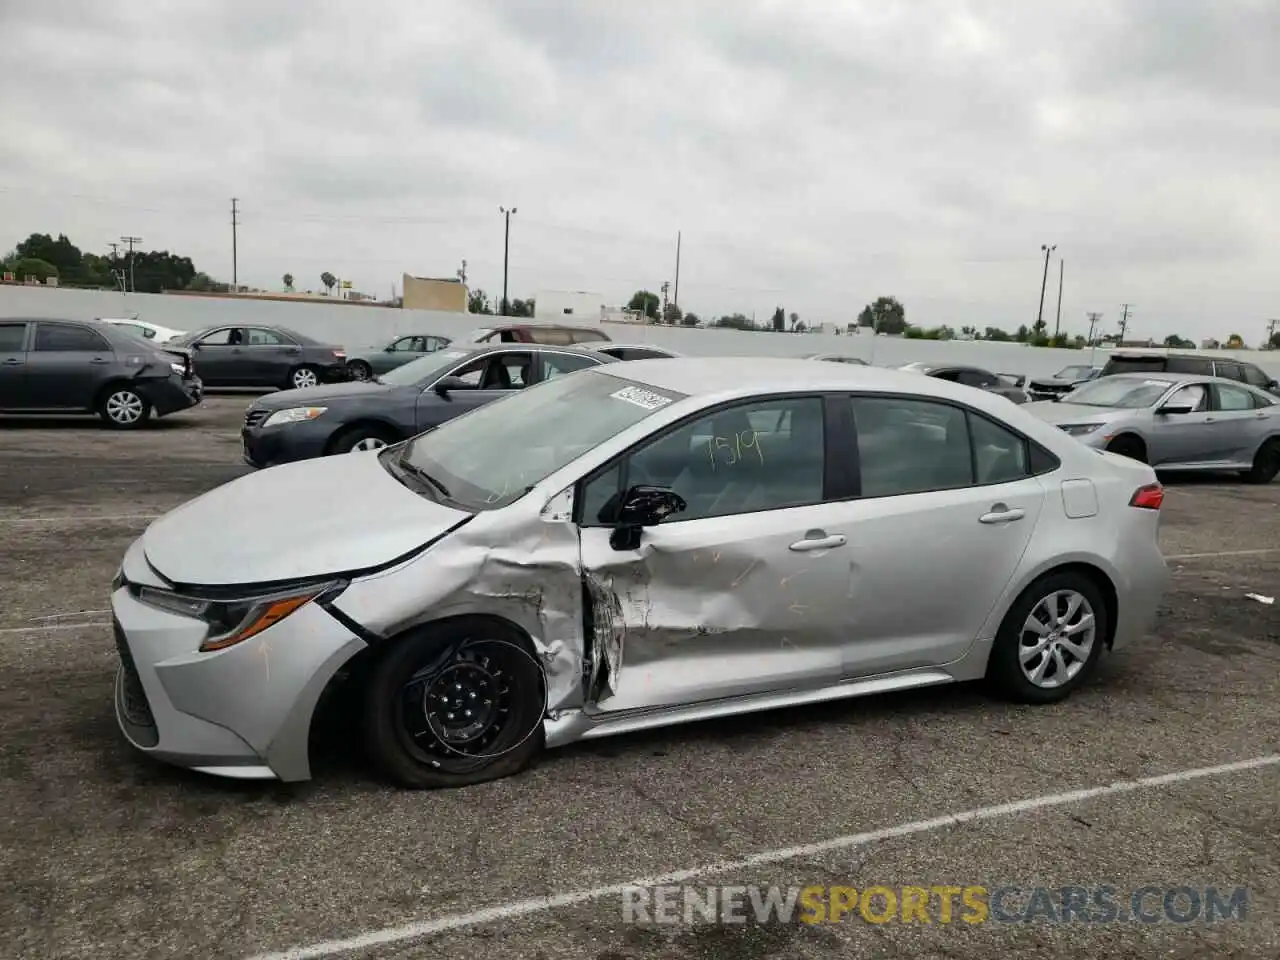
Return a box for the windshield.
[394,369,688,509]
[1055,365,1094,380]
[1065,377,1171,408]
[378,348,475,386]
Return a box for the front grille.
[244,409,268,428]
[114,620,159,747]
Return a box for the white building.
[534,289,607,323]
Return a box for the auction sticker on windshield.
[610,385,674,410]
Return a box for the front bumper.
[137,374,203,416]
[111,572,367,782]
[241,416,334,468]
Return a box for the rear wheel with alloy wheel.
[986,570,1109,704]
[288,365,320,390]
[362,619,547,789]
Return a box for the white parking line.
[0,621,110,636]
[0,514,158,524]
[1165,548,1280,561]
[246,753,1280,960]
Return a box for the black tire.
[97,385,152,430]
[1242,438,1280,485]
[986,570,1110,705]
[1106,434,1147,463]
[348,360,372,381]
[362,618,546,789]
[329,424,401,455]
[287,365,320,390]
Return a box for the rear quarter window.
[1166,357,1214,375]
[1102,357,1166,375]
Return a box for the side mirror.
[433,375,471,396]
[603,485,688,550]
[1158,404,1194,415]
[191,342,203,350]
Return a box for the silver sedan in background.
[1024,372,1280,483]
[111,359,1169,789]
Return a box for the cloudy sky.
[2,0,1276,341]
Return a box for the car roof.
[1107,348,1254,362]
[578,341,677,353]
[1097,370,1263,388]
[445,342,618,360]
[593,356,1017,406]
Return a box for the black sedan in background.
[241,343,616,467]
[898,361,1029,403]
[0,317,202,428]
[1026,364,1103,402]
[169,324,348,390]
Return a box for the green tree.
[681,311,699,327]
[8,257,59,282]
[467,288,493,314]
[788,311,799,331]
[13,233,86,283]
[283,273,294,291]
[1226,333,1245,348]
[771,306,785,332]
[859,296,906,335]
[1163,334,1194,349]
[983,327,1012,341]
[320,271,336,295]
[508,298,535,318]
[1269,330,1280,350]
[627,290,660,320]
[715,313,754,331]
[856,306,873,328]
[1015,324,1031,342]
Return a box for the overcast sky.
[2,0,1276,341]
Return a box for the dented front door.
[578,504,853,714]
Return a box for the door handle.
[2,358,21,366]
[788,532,847,552]
[89,357,109,364]
[1203,417,1216,423]
[979,505,1026,524]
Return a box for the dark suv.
[1100,351,1279,395]
[0,317,202,428]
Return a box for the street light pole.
[1037,243,1056,334]
[499,206,516,315]
[1054,259,1064,339]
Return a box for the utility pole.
[230,198,240,293]
[1266,318,1277,349]
[1037,243,1056,333]
[673,231,681,309]
[1118,303,1132,343]
[120,236,142,292]
[1053,259,1064,339]
[660,280,670,323]
[107,241,120,258]
[499,206,516,315]
[456,259,467,285]
[1086,311,1102,365]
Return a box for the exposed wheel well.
[1106,432,1147,460]
[1031,562,1120,649]
[322,419,405,454]
[306,613,543,762]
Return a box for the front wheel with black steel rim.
[363,619,547,789]
[98,386,152,429]
[1242,439,1280,484]
[1106,434,1147,463]
[986,571,1109,704]
[347,360,372,381]
[289,365,320,390]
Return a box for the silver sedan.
[111,358,1169,789]
[1024,372,1280,483]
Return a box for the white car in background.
[99,317,185,343]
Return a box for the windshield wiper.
[395,450,451,498]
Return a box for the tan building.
[402,274,468,312]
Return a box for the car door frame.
[836,389,1054,677]
[25,320,116,410]
[242,326,301,384]
[571,391,855,713]
[414,347,535,430]
[189,327,243,385]
[1147,380,1217,466]
[1207,381,1270,465]
[531,348,607,383]
[0,319,32,409]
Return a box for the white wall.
[533,289,607,323]
[3,284,1278,381]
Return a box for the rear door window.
[1213,384,1256,412]
[0,322,29,352]
[33,323,110,352]
[1103,356,1166,375]
[1241,364,1272,389]
[1213,362,1246,382]
[851,396,973,497]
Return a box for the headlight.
[1059,423,1103,436]
[263,406,327,427]
[169,362,185,376]
[135,581,345,652]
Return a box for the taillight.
[332,350,346,358]
[1129,483,1164,510]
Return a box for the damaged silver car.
[110,358,1169,788]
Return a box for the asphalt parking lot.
[1,395,1277,960]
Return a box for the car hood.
[1023,401,1132,426]
[252,380,396,410]
[141,451,471,587]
